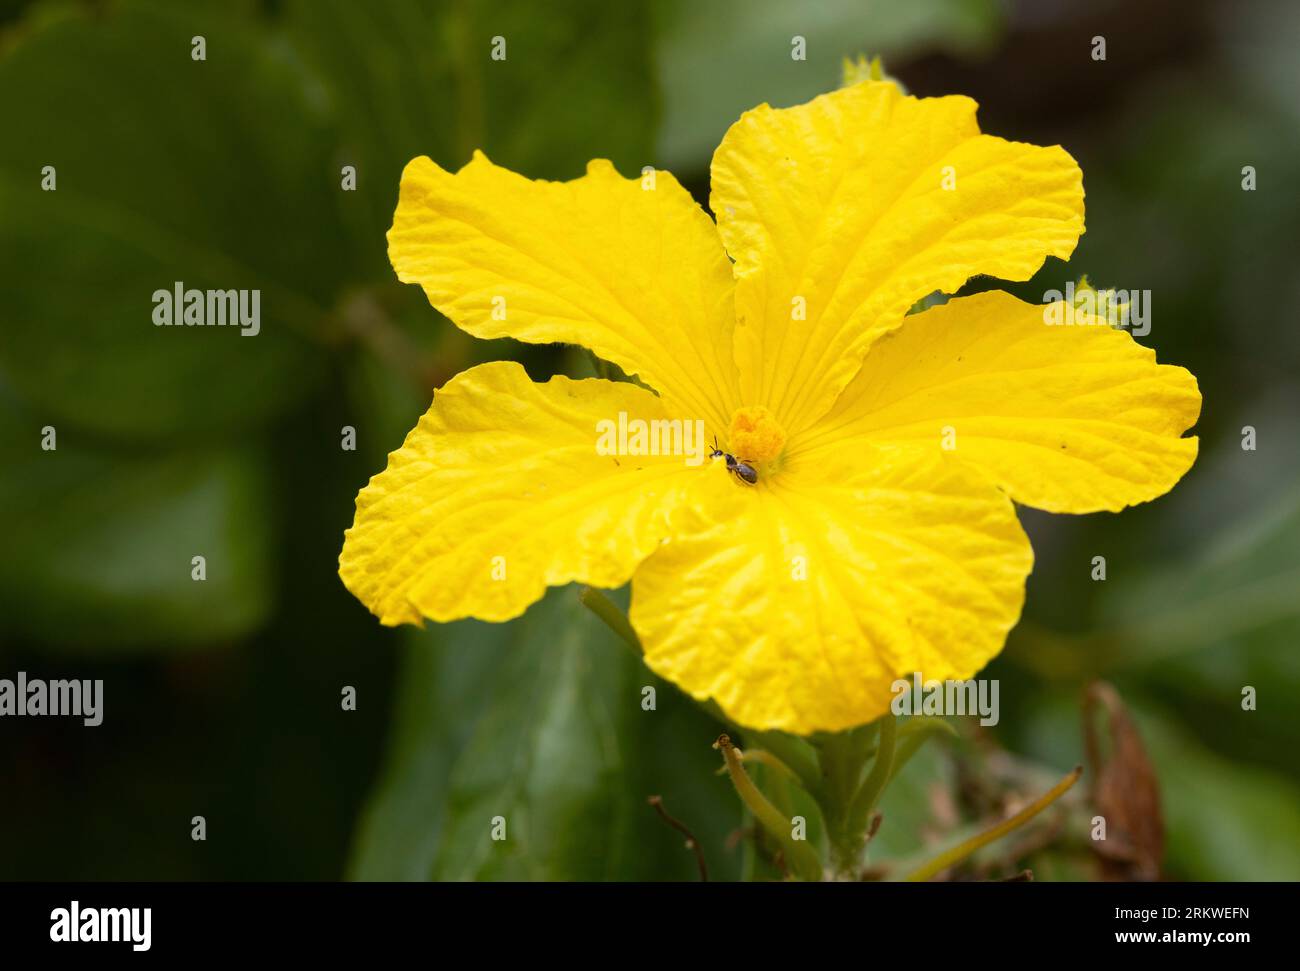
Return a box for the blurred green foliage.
[349,589,741,880]
[1,0,1297,880]
[654,0,1001,168]
[0,1,339,440]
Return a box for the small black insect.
[710,436,758,485]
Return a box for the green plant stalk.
[813,725,876,874]
[847,713,897,841]
[750,730,823,795]
[887,718,957,787]
[903,765,1083,881]
[758,759,797,838]
[717,734,823,881]
[733,748,801,786]
[577,586,641,651]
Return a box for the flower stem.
[716,734,823,881]
[750,731,822,796]
[888,717,957,788]
[848,713,897,838]
[903,765,1083,881]
[814,725,875,874]
[729,748,800,785]
[577,586,641,652]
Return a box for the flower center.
[728,406,786,465]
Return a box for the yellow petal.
[797,290,1201,513]
[389,152,740,433]
[629,448,1032,733]
[710,79,1085,435]
[340,361,718,625]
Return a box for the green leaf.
[868,741,955,864]
[0,0,341,441]
[653,0,1001,172]
[0,397,275,650]
[347,587,738,881]
[1139,710,1300,881]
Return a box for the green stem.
[822,726,874,807]
[732,748,800,786]
[750,731,822,796]
[848,714,897,838]
[814,726,876,873]
[717,734,823,881]
[903,765,1083,882]
[887,718,956,787]
[577,587,641,652]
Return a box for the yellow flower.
[340,80,1200,735]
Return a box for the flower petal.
[710,79,1085,434]
[389,152,740,432]
[796,290,1201,513]
[629,448,1032,733]
[340,361,715,625]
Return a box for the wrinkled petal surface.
[340,361,716,625]
[710,80,1085,434]
[797,291,1201,513]
[629,448,1032,733]
[389,152,740,432]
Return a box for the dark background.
[1,0,1296,880]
